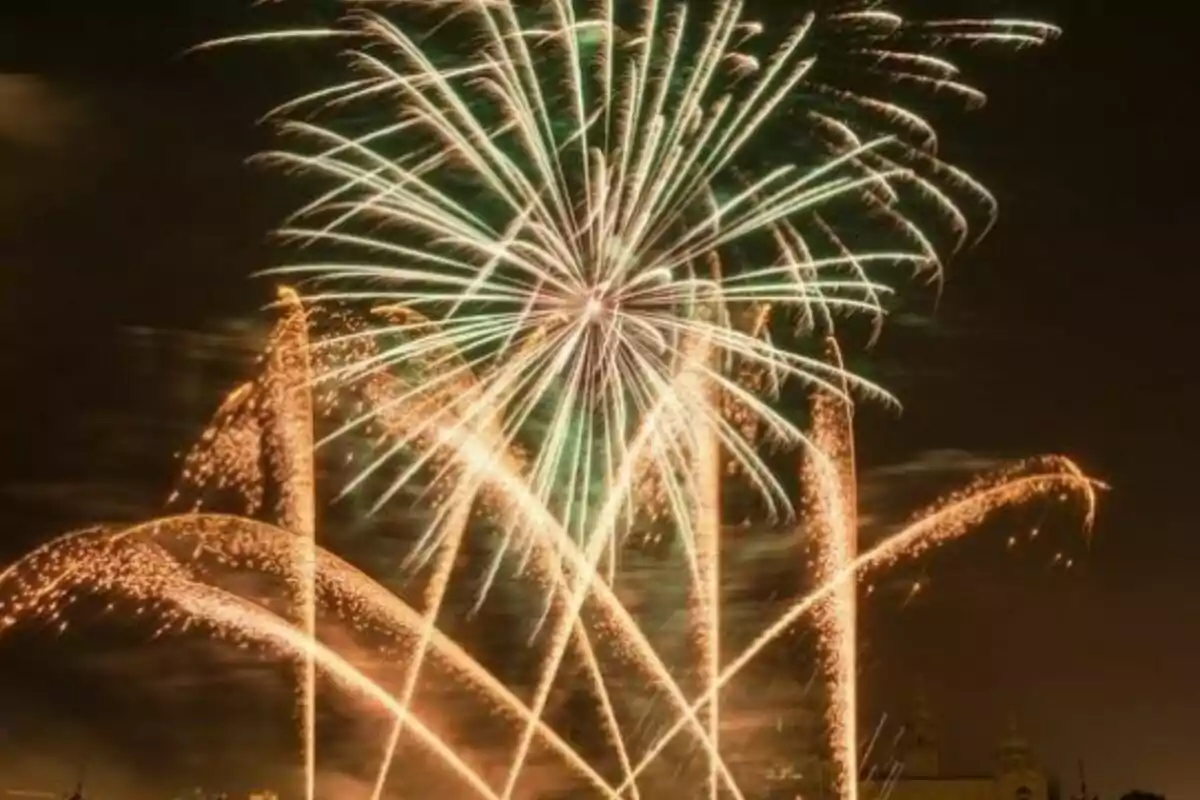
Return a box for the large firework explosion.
[0,2,1082,800]
[206,0,1059,554]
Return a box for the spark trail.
[0,299,1097,798]
[805,340,861,800]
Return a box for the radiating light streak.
[616,457,1100,791]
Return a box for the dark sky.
[0,1,1195,798]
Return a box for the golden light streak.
[616,457,1101,792]
[261,287,319,800]
[805,340,860,800]
[0,294,1096,798]
[201,0,1060,570]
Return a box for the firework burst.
[0,298,1099,800]
[202,1,1058,560]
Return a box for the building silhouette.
[861,692,1054,800]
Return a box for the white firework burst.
[200,0,1057,557]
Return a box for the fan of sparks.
[218,0,1060,551]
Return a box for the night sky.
[0,1,1195,798]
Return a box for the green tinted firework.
[209,0,1057,552]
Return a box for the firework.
[0,4,1075,799]
[199,1,1057,559]
[0,299,1098,800]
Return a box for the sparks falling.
[0,295,1099,799]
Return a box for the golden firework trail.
[0,295,1099,799]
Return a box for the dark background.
[0,1,1195,797]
